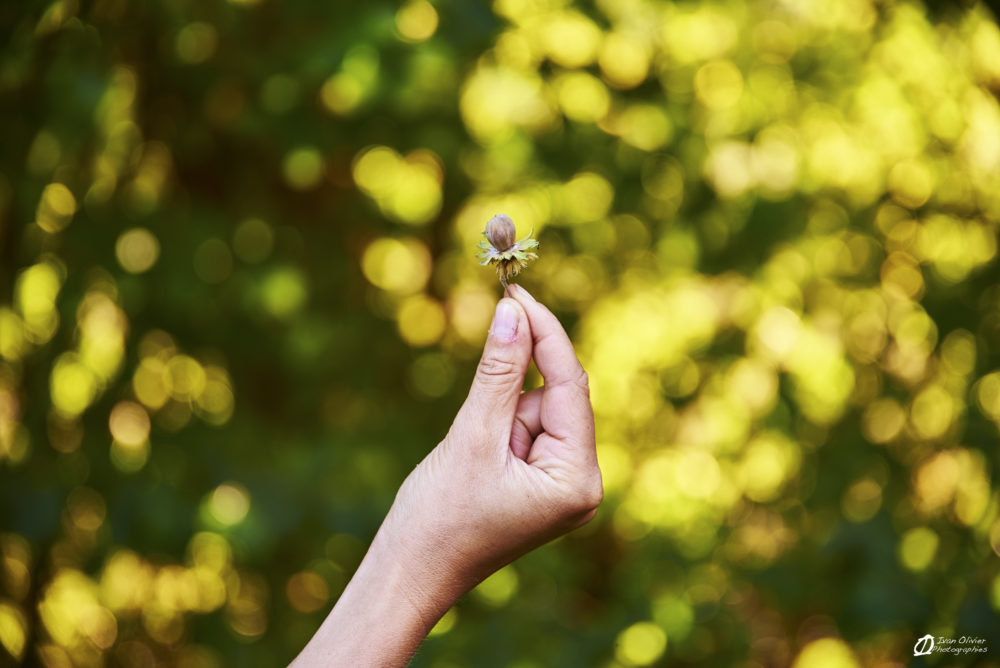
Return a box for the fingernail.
[514,284,536,302]
[490,301,518,342]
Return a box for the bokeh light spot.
[66,487,107,532]
[396,294,446,347]
[395,0,438,43]
[361,237,432,295]
[599,32,650,89]
[554,72,610,124]
[133,357,170,410]
[448,284,495,344]
[909,384,953,440]
[409,352,455,398]
[755,307,801,360]
[791,638,859,668]
[260,267,308,318]
[616,105,673,152]
[36,183,77,233]
[109,401,150,447]
[460,66,557,141]
[560,172,614,223]
[0,603,26,661]
[50,353,98,417]
[286,571,329,613]
[209,483,250,526]
[0,308,26,361]
[321,45,380,115]
[596,443,631,495]
[695,60,744,109]
[976,371,1000,420]
[167,355,207,400]
[675,450,721,500]
[195,367,235,426]
[352,146,443,224]
[38,570,118,651]
[232,218,274,264]
[427,607,458,637]
[176,22,218,64]
[115,228,160,274]
[282,147,324,190]
[739,432,799,502]
[541,11,601,68]
[615,621,667,666]
[899,527,938,572]
[472,566,518,607]
[888,159,934,209]
[16,261,63,344]
[27,129,61,175]
[110,439,150,473]
[189,532,232,573]
[842,478,882,522]
[664,7,737,64]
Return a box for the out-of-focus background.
[2,0,1000,665]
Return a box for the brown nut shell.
[485,214,516,251]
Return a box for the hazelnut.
[485,214,516,251]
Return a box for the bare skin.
[291,285,602,667]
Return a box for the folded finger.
[509,286,594,449]
[509,285,587,390]
[510,388,543,460]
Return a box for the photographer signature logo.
[913,633,988,657]
[914,634,934,656]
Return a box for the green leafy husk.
[477,232,539,288]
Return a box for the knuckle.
[476,354,519,385]
[575,370,591,396]
[568,471,604,514]
[585,476,605,510]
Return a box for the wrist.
[290,523,458,667]
[365,522,461,633]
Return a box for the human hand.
[292,286,601,667]
[384,284,603,597]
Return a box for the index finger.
[509,285,593,446]
[509,285,588,390]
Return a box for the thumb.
[453,297,532,445]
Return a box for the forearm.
[290,525,456,667]
[291,291,601,665]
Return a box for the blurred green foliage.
[2,0,1000,666]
